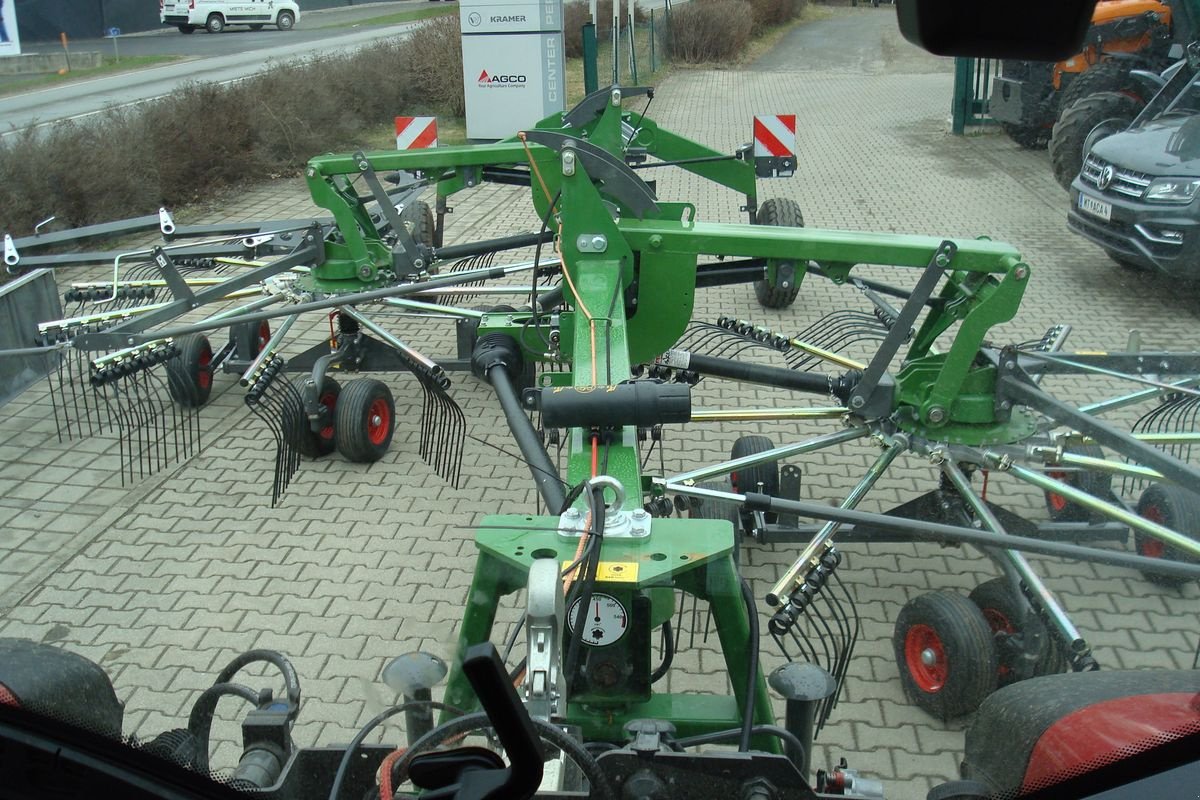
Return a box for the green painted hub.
[896,406,1039,446]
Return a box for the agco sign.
[477,70,528,87]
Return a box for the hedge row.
[0,17,463,237]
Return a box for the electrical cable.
[675,724,806,757]
[186,682,262,773]
[739,577,760,753]
[327,700,467,800]
[565,486,606,690]
[387,711,617,800]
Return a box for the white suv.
[160,0,300,34]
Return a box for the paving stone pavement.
[2,6,1199,798]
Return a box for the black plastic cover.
[0,638,124,741]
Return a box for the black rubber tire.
[178,25,195,34]
[400,200,436,246]
[335,378,395,463]
[1043,444,1112,521]
[294,377,340,459]
[893,591,998,719]
[249,23,264,30]
[1134,482,1200,587]
[276,11,295,30]
[999,121,1049,150]
[1049,91,1143,189]
[752,198,804,309]
[730,435,779,528]
[690,479,743,563]
[1056,60,1142,118]
[205,14,225,33]
[926,781,992,800]
[967,578,1066,686]
[167,334,214,408]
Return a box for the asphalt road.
[752,2,951,74]
[1,1,456,139]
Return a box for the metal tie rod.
[659,482,1200,581]
[666,426,868,485]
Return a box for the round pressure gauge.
[567,593,628,647]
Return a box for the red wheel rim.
[980,608,1015,680]
[366,397,390,446]
[317,391,337,442]
[1139,505,1167,558]
[904,624,948,692]
[197,343,213,390]
[1046,470,1070,512]
[257,321,271,352]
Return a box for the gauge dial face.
[567,593,628,647]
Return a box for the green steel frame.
[299,86,1032,744]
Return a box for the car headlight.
[1144,177,1200,204]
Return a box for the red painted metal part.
[1022,693,1200,792]
[905,623,948,693]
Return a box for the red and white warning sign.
[753,114,796,159]
[395,116,438,150]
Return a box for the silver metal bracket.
[524,558,565,721]
[557,476,651,539]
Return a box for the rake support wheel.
[752,198,805,309]
[1044,444,1111,521]
[1134,482,1200,587]
[893,591,998,719]
[967,577,1065,686]
[167,334,214,408]
[294,378,341,459]
[689,479,743,562]
[730,435,780,530]
[335,378,395,463]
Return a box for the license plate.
[1078,192,1112,222]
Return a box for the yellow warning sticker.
[562,561,639,582]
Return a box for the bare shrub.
[400,16,465,116]
[666,0,753,63]
[0,26,431,237]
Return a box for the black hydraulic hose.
[434,231,554,261]
[565,487,606,691]
[739,578,760,753]
[650,621,675,684]
[488,363,567,512]
[686,352,844,398]
[186,682,262,773]
[214,649,301,707]
[326,700,466,800]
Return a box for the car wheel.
[205,14,225,33]
[276,11,295,30]
[178,24,195,34]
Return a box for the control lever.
[408,643,545,800]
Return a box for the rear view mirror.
[896,0,1097,60]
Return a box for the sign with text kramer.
[0,0,22,58]
[460,0,564,140]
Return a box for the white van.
[160,0,301,34]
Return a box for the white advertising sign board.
[0,0,22,58]
[460,0,564,141]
